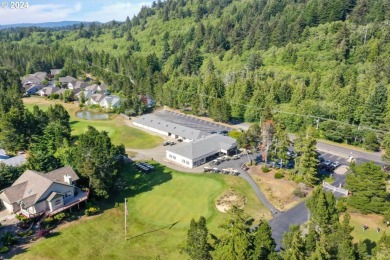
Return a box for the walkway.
[238,170,280,215]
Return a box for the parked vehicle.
[331,161,340,168]
[203,167,212,172]
[163,141,170,146]
[232,155,240,160]
[212,159,221,165]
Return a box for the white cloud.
[0,2,82,25]
[82,2,151,23]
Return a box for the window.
[173,156,176,159]
[65,191,72,198]
[169,154,172,158]
[182,159,186,163]
[186,161,189,165]
[54,199,62,206]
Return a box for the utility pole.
[124,198,128,240]
[315,118,320,130]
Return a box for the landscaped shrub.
[41,217,55,229]
[15,214,30,223]
[1,232,17,246]
[274,172,284,179]
[53,212,68,221]
[293,187,306,198]
[85,207,100,216]
[43,217,54,224]
[49,93,59,99]
[0,246,9,254]
[262,165,270,173]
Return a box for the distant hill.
[0,21,98,30]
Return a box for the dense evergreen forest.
[1,0,390,149]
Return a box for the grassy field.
[348,213,387,246]
[15,163,270,260]
[23,97,162,149]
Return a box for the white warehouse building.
[166,134,237,168]
[133,114,208,142]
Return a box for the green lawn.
[23,97,162,149]
[15,164,270,260]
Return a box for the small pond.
[76,110,110,120]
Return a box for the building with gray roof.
[166,134,237,168]
[133,114,208,142]
[0,166,86,218]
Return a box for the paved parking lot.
[153,110,232,133]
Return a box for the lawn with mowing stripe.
[23,97,162,149]
[133,173,222,227]
[14,164,270,260]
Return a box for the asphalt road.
[289,134,384,165]
[269,201,308,251]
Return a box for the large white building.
[166,134,237,168]
[133,114,208,142]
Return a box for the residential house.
[37,87,60,97]
[75,89,94,101]
[68,80,89,90]
[88,94,105,106]
[166,134,237,168]
[55,88,67,96]
[0,166,88,218]
[86,84,108,93]
[86,84,99,93]
[49,69,62,78]
[98,84,108,92]
[23,83,44,95]
[58,76,77,87]
[100,95,121,109]
[21,72,47,85]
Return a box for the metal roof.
[166,134,237,160]
[134,114,208,141]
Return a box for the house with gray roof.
[166,134,237,168]
[133,114,208,142]
[37,86,60,96]
[58,76,77,86]
[23,83,44,95]
[49,69,62,77]
[0,166,88,218]
[68,80,89,90]
[21,72,47,85]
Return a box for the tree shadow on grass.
[100,162,173,211]
[127,221,180,240]
[362,238,377,255]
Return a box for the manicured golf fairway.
[133,173,222,227]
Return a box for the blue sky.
[0,0,153,25]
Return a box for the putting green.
[132,173,222,227]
